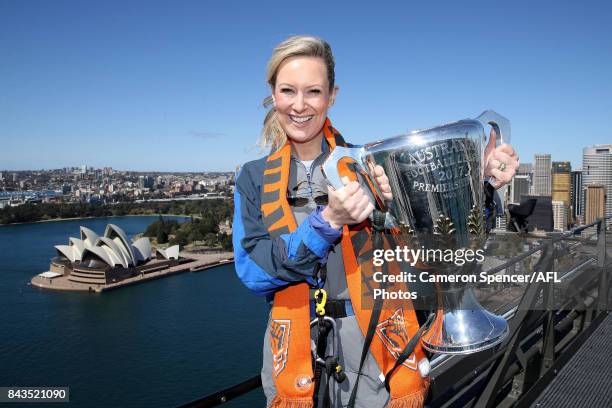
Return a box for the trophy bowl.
[322,110,511,354]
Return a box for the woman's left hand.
[484,128,519,189]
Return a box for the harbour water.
[0,216,268,407]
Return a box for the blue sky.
[1,0,611,172]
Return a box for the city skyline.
[502,144,612,231]
[2,1,611,172]
[0,143,604,173]
[0,166,232,173]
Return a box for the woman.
[233,35,518,408]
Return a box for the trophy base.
[421,308,510,355]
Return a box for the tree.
[157,227,169,244]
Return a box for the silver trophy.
[322,110,510,354]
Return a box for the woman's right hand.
[322,176,375,229]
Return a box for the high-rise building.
[582,145,612,219]
[584,185,606,225]
[512,163,532,205]
[511,175,530,204]
[518,162,532,184]
[552,162,571,204]
[139,175,154,189]
[532,154,551,195]
[495,214,507,230]
[552,161,571,226]
[571,169,583,221]
[0,172,3,181]
[517,163,533,175]
[552,200,568,231]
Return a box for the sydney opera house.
[47,224,182,286]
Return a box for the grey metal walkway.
[531,312,612,408]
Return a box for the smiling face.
[272,56,337,151]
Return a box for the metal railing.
[428,216,611,408]
[178,216,611,408]
[178,375,262,407]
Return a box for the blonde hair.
[260,35,336,151]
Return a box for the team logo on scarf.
[376,308,417,370]
[270,319,291,377]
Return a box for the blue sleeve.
[310,205,343,245]
[232,164,338,296]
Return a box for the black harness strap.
[347,230,385,408]
[313,319,332,408]
[384,313,434,392]
[347,298,383,408]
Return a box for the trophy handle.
[476,110,512,212]
[322,146,387,211]
[322,146,365,189]
[476,110,511,145]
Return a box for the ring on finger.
[498,162,507,172]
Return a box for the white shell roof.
[132,237,152,263]
[82,246,115,267]
[55,224,162,268]
[156,245,180,260]
[104,224,137,267]
[55,245,77,263]
[68,238,85,261]
[80,227,99,247]
[96,237,129,268]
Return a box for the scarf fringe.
[269,396,314,408]
[386,391,426,408]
